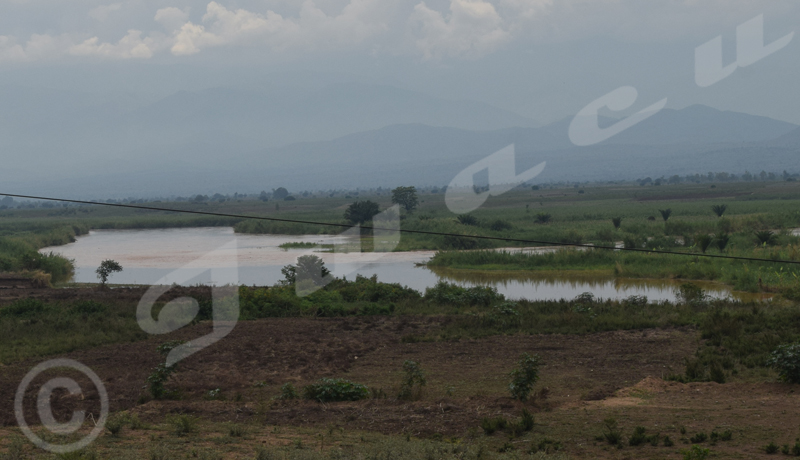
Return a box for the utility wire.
[2,192,800,266]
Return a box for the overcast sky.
[1,0,799,124]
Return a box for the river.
[41,227,758,302]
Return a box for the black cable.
[3,192,800,266]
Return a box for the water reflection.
[41,227,768,302]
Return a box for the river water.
[41,227,755,302]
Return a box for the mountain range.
[0,80,798,197]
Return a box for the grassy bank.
[2,276,798,385]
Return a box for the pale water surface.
[41,227,754,302]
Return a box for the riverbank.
[428,248,799,294]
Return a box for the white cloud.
[410,0,510,60]
[170,0,387,56]
[89,3,122,22]
[70,30,159,59]
[155,7,190,31]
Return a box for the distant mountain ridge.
[1,87,798,197]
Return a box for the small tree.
[611,217,622,229]
[715,232,731,252]
[398,360,427,400]
[755,230,777,246]
[659,209,672,222]
[344,200,380,225]
[509,353,541,402]
[696,234,713,253]
[391,186,419,213]
[281,255,330,286]
[96,259,122,287]
[711,204,727,217]
[273,187,289,200]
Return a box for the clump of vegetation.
[768,343,800,383]
[508,353,541,401]
[712,204,727,217]
[281,254,331,287]
[682,445,711,460]
[535,213,552,224]
[611,217,622,229]
[302,378,369,402]
[398,360,426,400]
[456,214,480,226]
[480,409,533,437]
[344,200,380,225]
[391,186,419,212]
[489,219,513,232]
[166,414,198,436]
[764,441,779,454]
[480,416,508,435]
[628,426,660,446]
[274,383,299,400]
[598,417,622,446]
[424,281,504,307]
[146,363,178,400]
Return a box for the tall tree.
[391,186,419,212]
[273,187,289,200]
[344,200,380,225]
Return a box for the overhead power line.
[2,192,800,266]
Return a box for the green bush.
[147,363,178,400]
[70,300,108,316]
[166,414,198,436]
[424,281,504,307]
[274,383,299,400]
[508,353,541,401]
[302,378,369,402]
[0,298,50,318]
[768,343,800,383]
[682,445,710,460]
[398,361,426,400]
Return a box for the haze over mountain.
[6,98,798,198]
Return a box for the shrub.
[535,213,552,224]
[274,383,299,400]
[629,426,648,446]
[756,230,778,246]
[70,300,107,315]
[456,214,479,226]
[398,361,426,400]
[0,298,49,318]
[765,441,779,454]
[601,417,622,445]
[488,302,521,330]
[424,282,504,307]
[489,219,513,231]
[682,445,710,460]
[302,378,369,402]
[105,414,125,437]
[167,414,198,436]
[676,283,707,306]
[611,217,622,229]
[768,343,800,383]
[711,204,727,217]
[508,353,541,402]
[146,363,178,400]
[480,417,507,435]
[696,234,714,253]
[690,432,708,443]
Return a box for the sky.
[1,0,799,125]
